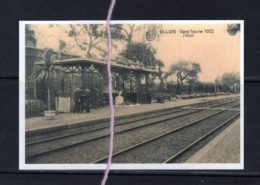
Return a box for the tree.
[155,59,165,91]
[221,72,240,92]
[165,80,176,96]
[215,76,221,84]
[187,78,198,94]
[215,76,222,92]
[113,24,163,45]
[59,39,66,51]
[166,61,201,94]
[68,24,125,58]
[120,42,157,67]
[113,24,142,45]
[25,25,37,47]
[35,48,64,110]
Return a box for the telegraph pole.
[214,80,217,96]
[234,83,237,93]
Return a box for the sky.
[30,23,240,82]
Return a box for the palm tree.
[35,48,64,110]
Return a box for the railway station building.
[25,46,158,114]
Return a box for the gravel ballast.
[27,109,219,163]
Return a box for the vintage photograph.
[19,21,243,170]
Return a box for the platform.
[25,94,239,135]
[185,118,240,163]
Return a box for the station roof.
[53,57,158,74]
[29,47,158,74]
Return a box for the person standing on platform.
[80,90,86,113]
[74,87,82,113]
[80,88,91,113]
[85,88,91,113]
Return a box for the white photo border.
[19,20,244,170]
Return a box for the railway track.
[192,98,239,108]
[26,109,202,160]
[26,99,238,148]
[26,108,195,146]
[163,113,239,163]
[26,97,240,163]
[230,104,240,109]
[26,97,239,144]
[92,106,239,163]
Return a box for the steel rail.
[91,104,238,164]
[210,99,239,108]
[26,108,191,146]
[163,113,240,163]
[186,97,238,108]
[27,98,239,146]
[26,109,202,160]
[195,98,239,108]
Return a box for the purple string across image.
[101,0,116,185]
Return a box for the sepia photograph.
[19,21,243,170]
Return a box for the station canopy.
[36,56,158,74]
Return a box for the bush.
[26,100,47,118]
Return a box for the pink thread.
[101,0,116,185]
